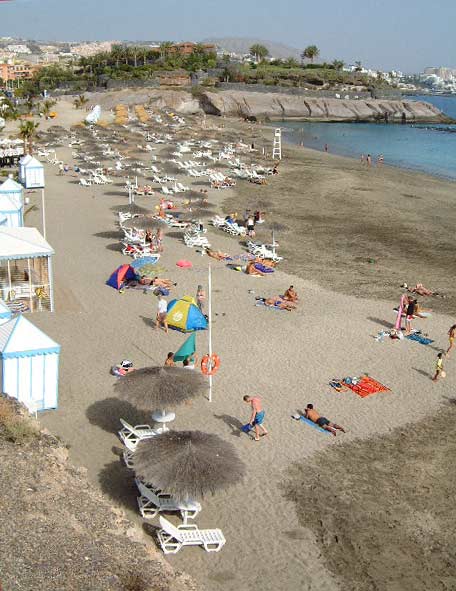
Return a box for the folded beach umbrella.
[166,296,207,333]
[173,333,196,363]
[133,430,246,501]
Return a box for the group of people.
[164,351,198,369]
[432,324,456,382]
[360,154,384,166]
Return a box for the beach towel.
[254,262,274,273]
[176,260,192,268]
[344,376,390,398]
[294,415,331,434]
[406,333,434,346]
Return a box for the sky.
[0,0,455,72]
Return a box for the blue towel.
[255,300,284,311]
[298,416,331,434]
[406,333,434,346]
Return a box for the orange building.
[0,62,41,82]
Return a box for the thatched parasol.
[114,366,207,410]
[134,430,246,500]
[122,216,158,231]
[111,203,150,215]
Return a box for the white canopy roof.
[0,227,54,260]
[0,177,23,195]
[23,156,43,169]
[19,154,32,165]
[0,315,60,358]
[0,194,21,213]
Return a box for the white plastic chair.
[157,516,226,554]
[118,419,158,452]
[136,480,201,522]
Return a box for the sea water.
[280,95,456,180]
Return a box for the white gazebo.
[22,156,45,189]
[0,176,24,228]
[0,227,55,313]
[0,315,60,412]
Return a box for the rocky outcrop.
[198,90,445,122]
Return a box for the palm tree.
[19,120,39,154]
[249,44,269,63]
[41,99,56,119]
[354,61,363,72]
[301,45,320,64]
[332,59,345,71]
[284,57,299,68]
[159,41,173,60]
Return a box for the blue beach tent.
[0,315,61,412]
[106,264,136,290]
[166,296,207,333]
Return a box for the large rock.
[199,90,444,122]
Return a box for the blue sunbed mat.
[298,416,331,434]
[406,333,434,346]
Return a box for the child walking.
[432,352,445,382]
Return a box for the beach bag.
[241,423,252,433]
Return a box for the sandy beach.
[12,96,456,591]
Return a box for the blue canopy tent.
[166,296,208,333]
[0,315,60,412]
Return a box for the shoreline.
[273,120,456,182]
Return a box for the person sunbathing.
[246,261,266,276]
[304,404,345,436]
[139,276,176,288]
[403,283,444,297]
[205,247,231,261]
[283,285,298,302]
[264,296,295,311]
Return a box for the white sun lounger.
[118,419,159,452]
[136,479,201,521]
[157,516,226,554]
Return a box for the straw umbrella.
[122,216,157,231]
[134,430,246,501]
[111,203,150,215]
[114,367,207,429]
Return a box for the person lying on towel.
[304,404,346,436]
[111,359,135,377]
[256,296,295,311]
[139,276,176,288]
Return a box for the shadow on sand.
[93,230,121,240]
[213,413,244,437]
[86,397,150,434]
[367,316,395,329]
[98,459,137,509]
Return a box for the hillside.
[202,37,301,59]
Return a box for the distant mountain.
[202,37,301,59]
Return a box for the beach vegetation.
[301,45,320,64]
[249,44,270,63]
[0,398,39,444]
[18,120,39,153]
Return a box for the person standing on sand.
[432,352,445,382]
[156,294,168,333]
[196,284,206,313]
[447,324,456,357]
[304,404,345,436]
[243,395,268,441]
[324,143,329,152]
[405,298,417,334]
[367,154,372,167]
[361,154,365,164]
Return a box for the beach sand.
[16,101,456,591]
